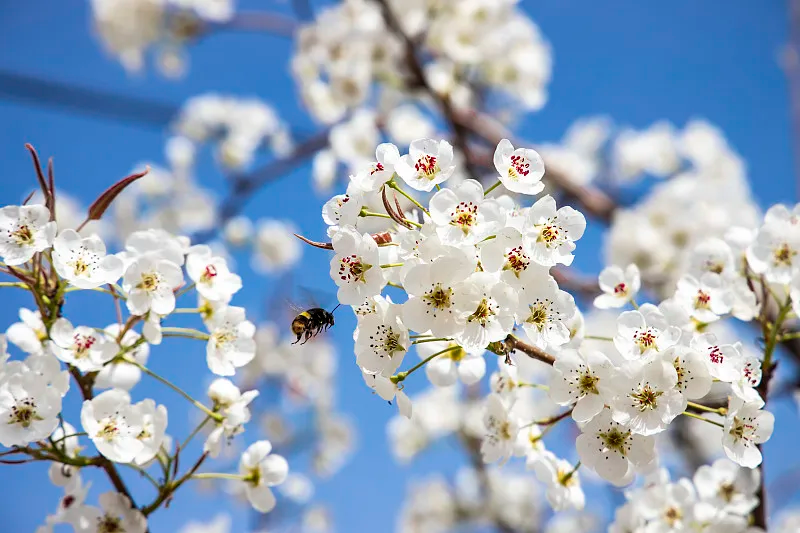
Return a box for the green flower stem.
[64,286,126,300]
[629,299,640,310]
[180,415,213,450]
[584,335,614,341]
[392,346,460,383]
[0,282,28,289]
[386,281,404,289]
[360,210,393,220]
[161,326,210,341]
[176,282,196,298]
[380,263,404,269]
[411,337,452,344]
[518,382,549,390]
[686,401,726,415]
[191,472,245,481]
[483,180,502,196]
[681,411,724,428]
[386,180,430,215]
[128,358,222,422]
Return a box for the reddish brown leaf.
[84,167,149,225]
[24,144,51,211]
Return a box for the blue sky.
[0,1,797,531]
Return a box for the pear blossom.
[481,393,520,464]
[480,227,550,290]
[94,326,150,391]
[593,264,641,309]
[368,373,413,418]
[0,205,56,265]
[746,215,800,284]
[722,396,774,468]
[48,422,83,486]
[132,399,168,466]
[252,219,302,273]
[636,478,697,531]
[576,408,656,486]
[80,388,144,463]
[51,229,123,289]
[523,195,586,267]
[0,368,62,446]
[493,138,546,195]
[674,273,732,323]
[121,228,187,266]
[186,245,242,303]
[206,306,256,376]
[122,254,184,316]
[515,275,577,350]
[531,451,585,511]
[402,255,474,337]
[394,138,455,192]
[419,340,486,387]
[350,143,400,192]
[548,349,613,423]
[74,492,147,533]
[205,378,259,458]
[322,192,362,228]
[49,318,117,372]
[330,226,385,305]
[607,359,684,435]
[690,333,745,382]
[665,345,712,400]
[6,308,49,355]
[429,179,503,245]
[239,440,289,512]
[453,273,517,351]
[354,305,410,376]
[694,459,759,515]
[613,304,681,361]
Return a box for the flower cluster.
[292,0,551,124]
[610,461,760,532]
[90,0,235,75]
[312,136,781,523]
[0,167,292,532]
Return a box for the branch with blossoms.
[300,135,790,532]
[0,148,292,533]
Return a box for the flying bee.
[291,303,340,345]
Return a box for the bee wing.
[285,299,306,314]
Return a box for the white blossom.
[0,205,56,266]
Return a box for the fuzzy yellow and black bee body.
[291,305,339,345]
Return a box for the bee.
[291,303,340,345]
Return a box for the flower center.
[98,419,120,442]
[507,154,531,180]
[578,372,599,395]
[664,507,682,526]
[212,330,236,350]
[694,289,711,310]
[338,255,372,283]
[73,333,97,358]
[707,346,724,364]
[633,328,658,353]
[613,283,627,295]
[370,162,385,175]
[8,398,41,428]
[450,201,478,234]
[11,224,33,246]
[599,428,631,455]
[368,324,405,357]
[200,264,218,284]
[422,283,453,311]
[525,301,551,330]
[630,385,663,411]
[138,272,160,292]
[98,514,123,533]
[503,246,530,276]
[537,223,561,246]
[415,154,439,178]
[467,298,494,326]
[729,416,756,443]
[69,257,90,277]
[774,243,796,266]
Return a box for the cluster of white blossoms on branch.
[310,135,789,527]
[0,161,295,533]
[293,0,551,124]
